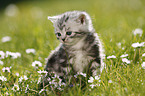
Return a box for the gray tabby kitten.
[43,11,104,85]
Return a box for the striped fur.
[41,11,105,87]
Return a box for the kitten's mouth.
[62,41,69,44]
[61,39,70,44]
[61,39,66,42]
[60,39,78,45]
[61,40,68,44]
[61,40,71,45]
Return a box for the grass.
[0,0,145,95]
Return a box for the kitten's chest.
[68,50,93,72]
[64,35,95,72]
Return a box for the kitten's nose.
[62,39,65,41]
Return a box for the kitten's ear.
[48,16,59,23]
[77,14,86,24]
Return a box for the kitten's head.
[48,11,94,44]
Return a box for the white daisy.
[108,80,113,83]
[15,73,19,77]
[5,92,9,95]
[90,84,96,88]
[39,89,48,94]
[107,55,116,59]
[0,76,7,81]
[23,75,28,80]
[95,75,100,80]
[37,77,42,84]
[120,54,128,58]
[132,28,143,37]
[141,62,145,69]
[18,76,23,83]
[132,42,145,48]
[25,84,29,93]
[32,61,42,68]
[0,51,5,59]
[142,53,145,57]
[1,36,11,43]
[122,47,125,50]
[6,51,21,59]
[74,72,87,78]
[13,52,21,59]
[18,75,28,83]
[79,72,86,77]
[88,77,94,83]
[26,49,36,54]
[37,70,48,76]
[39,89,45,94]
[12,84,19,92]
[122,58,131,64]
[2,67,10,72]
[116,42,121,48]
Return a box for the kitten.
[41,11,104,88]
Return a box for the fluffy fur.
[41,11,105,88]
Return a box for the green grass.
[0,0,145,95]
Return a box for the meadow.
[0,0,145,95]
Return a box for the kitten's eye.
[66,31,72,35]
[57,33,61,36]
